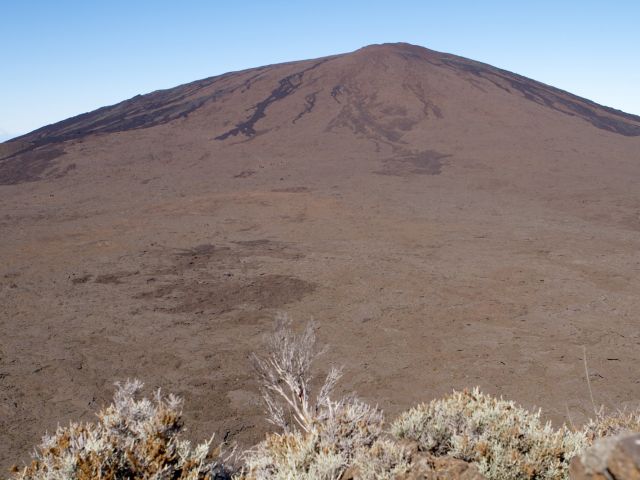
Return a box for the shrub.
[243,433,413,480]
[8,316,640,480]
[249,315,344,433]
[348,438,412,479]
[242,317,386,479]
[583,406,640,440]
[10,379,231,480]
[391,388,588,480]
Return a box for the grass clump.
[10,379,230,480]
[391,388,588,480]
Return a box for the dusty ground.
[2,43,640,471]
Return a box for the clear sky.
[2,1,639,140]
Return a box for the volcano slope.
[2,42,640,470]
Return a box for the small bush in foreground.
[10,379,230,480]
[583,406,640,441]
[391,388,588,480]
[8,316,640,480]
[242,316,388,479]
[243,433,414,480]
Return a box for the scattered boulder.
[570,432,640,479]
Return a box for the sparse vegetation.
[391,388,588,479]
[9,379,231,480]
[583,406,640,441]
[243,316,387,479]
[7,318,640,480]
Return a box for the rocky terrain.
[2,42,640,472]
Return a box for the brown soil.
[2,43,640,472]
[0,147,70,185]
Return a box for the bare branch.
[250,315,343,433]
[316,366,343,411]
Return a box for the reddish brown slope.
[3,42,640,185]
[1,43,640,472]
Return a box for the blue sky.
[2,1,639,140]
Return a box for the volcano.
[2,43,640,470]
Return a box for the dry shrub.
[249,315,342,433]
[242,317,387,479]
[583,406,640,440]
[391,388,588,480]
[8,316,640,480]
[10,380,231,480]
[348,438,413,479]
